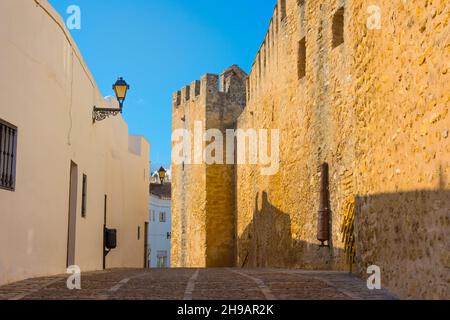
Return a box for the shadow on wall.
[238,191,345,270]
[355,189,450,299]
[238,189,449,299]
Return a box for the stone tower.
[171,65,247,267]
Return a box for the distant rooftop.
[150,183,171,200]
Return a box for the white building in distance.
[148,182,171,268]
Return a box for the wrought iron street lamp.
[93,77,130,123]
[158,167,167,185]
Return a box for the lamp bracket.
[93,106,122,123]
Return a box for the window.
[152,210,156,222]
[81,174,87,217]
[157,251,168,268]
[0,119,17,191]
[298,37,306,79]
[159,211,167,223]
[138,226,141,240]
[280,0,287,21]
[332,7,345,48]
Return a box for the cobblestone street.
[0,269,397,300]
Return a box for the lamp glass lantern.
[113,77,130,110]
[158,167,167,184]
[93,77,130,123]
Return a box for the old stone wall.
[350,0,449,299]
[171,67,247,267]
[171,79,207,267]
[171,0,448,298]
[235,0,449,299]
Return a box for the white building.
[148,182,171,268]
[0,0,150,286]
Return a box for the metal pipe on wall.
[317,162,330,247]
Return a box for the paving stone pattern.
[0,269,397,300]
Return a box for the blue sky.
[49,0,274,171]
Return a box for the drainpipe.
[317,162,330,247]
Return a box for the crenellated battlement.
[191,80,201,97]
[247,1,292,103]
[172,65,247,109]
[172,90,181,107]
[201,73,220,100]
